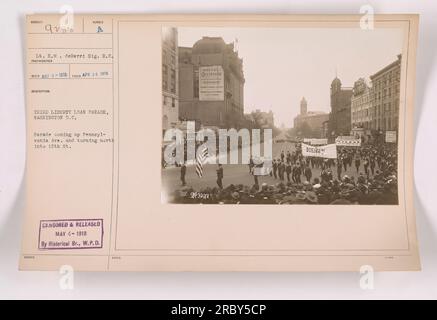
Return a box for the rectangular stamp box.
[38,218,104,250]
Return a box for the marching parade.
[163,137,399,205]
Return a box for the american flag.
[195,146,209,178]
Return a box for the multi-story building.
[321,120,330,139]
[178,37,245,129]
[351,78,373,130]
[162,27,179,134]
[293,97,329,138]
[329,77,353,137]
[369,54,401,132]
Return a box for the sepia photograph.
[17,12,421,274]
[161,26,403,205]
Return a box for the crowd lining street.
[162,140,398,205]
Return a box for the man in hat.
[354,155,361,173]
[249,156,254,173]
[285,161,292,182]
[363,156,370,176]
[253,171,259,188]
[272,159,278,179]
[336,159,342,181]
[326,168,333,181]
[216,164,223,189]
[286,151,291,163]
[278,161,285,181]
[293,163,302,183]
[304,165,312,183]
[370,157,376,176]
[180,162,187,186]
[343,154,348,172]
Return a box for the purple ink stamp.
[38,219,104,250]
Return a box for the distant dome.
[192,37,227,54]
[331,77,342,87]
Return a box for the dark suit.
[216,166,223,189]
[180,164,186,186]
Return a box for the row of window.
[352,100,399,122]
[352,109,370,119]
[162,96,177,108]
[162,52,176,66]
[373,69,401,90]
[353,116,399,131]
[162,64,176,94]
[374,85,400,100]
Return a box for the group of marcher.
[172,142,398,205]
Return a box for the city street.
[162,140,368,193]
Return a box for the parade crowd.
[172,142,399,205]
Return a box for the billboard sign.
[199,65,224,101]
[302,143,337,159]
[335,136,361,147]
[385,131,397,143]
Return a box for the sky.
[178,27,404,128]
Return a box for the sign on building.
[302,143,337,159]
[335,136,361,147]
[199,65,224,101]
[385,131,397,143]
[303,138,328,145]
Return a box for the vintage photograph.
[20,13,420,274]
[161,26,403,205]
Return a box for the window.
[170,68,176,94]
[172,98,176,108]
[162,64,168,91]
[194,69,199,98]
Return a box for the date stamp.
[38,219,103,250]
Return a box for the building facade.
[351,78,373,130]
[162,27,179,133]
[178,37,245,129]
[329,77,353,137]
[321,120,330,139]
[294,97,329,138]
[369,54,401,133]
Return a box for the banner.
[303,138,328,145]
[199,65,224,101]
[385,131,397,143]
[302,143,337,159]
[335,136,361,147]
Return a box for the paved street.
[162,141,369,193]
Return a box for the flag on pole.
[195,146,209,178]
